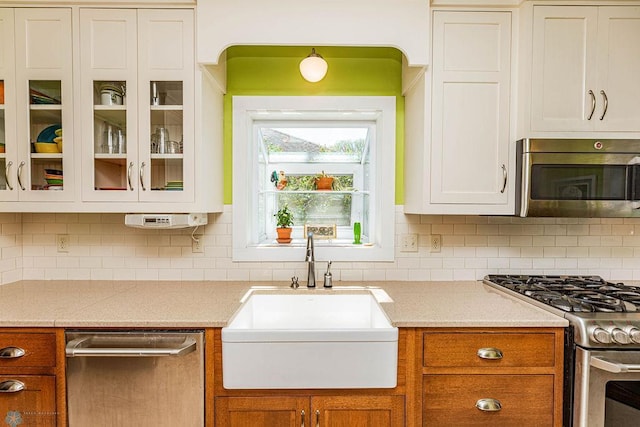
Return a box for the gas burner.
[485,274,640,313]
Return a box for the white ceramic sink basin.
[221,292,398,389]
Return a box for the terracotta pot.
[315,176,334,190]
[276,227,292,243]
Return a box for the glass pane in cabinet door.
[29,80,63,191]
[93,81,128,191]
[150,81,183,192]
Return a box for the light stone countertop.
[0,280,568,328]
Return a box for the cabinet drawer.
[423,374,554,426]
[423,332,555,368]
[0,375,56,426]
[0,333,56,368]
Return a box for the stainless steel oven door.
[574,347,640,427]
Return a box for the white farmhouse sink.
[221,292,398,389]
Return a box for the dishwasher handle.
[65,335,197,358]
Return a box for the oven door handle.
[590,356,640,373]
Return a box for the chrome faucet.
[305,232,316,288]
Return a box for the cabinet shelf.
[29,104,62,110]
[31,153,63,160]
[260,189,367,195]
[150,105,183,111]
[150,153,184,160]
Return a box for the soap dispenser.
[323,261,333,288]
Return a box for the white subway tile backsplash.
[4,208,640,285]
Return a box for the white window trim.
[232,96,396,262]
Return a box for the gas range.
[484,275,640,349]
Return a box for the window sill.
[233,242,393,262]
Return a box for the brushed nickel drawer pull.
[476,398,502,412]
[127,162,134,191]
[477,347,503,359]
[0,346,26,359]
[139,162,146,191]
[0,380,25,393]
[500,164,507,193]
[301,409,305,427]
[315,409,319,427]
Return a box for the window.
[233,96,395,262]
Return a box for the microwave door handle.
[590,356,640,373]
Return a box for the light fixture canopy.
[299,48,328,83]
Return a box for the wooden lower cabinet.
[0,375,57,426]
[419,328,565,427]
[215,395,405,427]
[0,329,66,426]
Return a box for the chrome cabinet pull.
[599,90,608,120]
[127,162,134,191]
[0,347,25,359]
[301,409,305,427]
[587,89,596,120]
[0,380,25,393]
[17,161,25,191]
[476,398,502,412]
[477,347,503,360]
[500,164,507,193]
[315,409,319,427]
[139,162,146,191]
[4,161,13,191]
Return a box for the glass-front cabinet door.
[80,8,194,204]
[138,10,194,203]
[80,9,138,202]
[14,8,74,202]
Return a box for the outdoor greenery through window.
[258,125,371,243]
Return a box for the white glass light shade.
[299,49,328,83]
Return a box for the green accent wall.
[223,46,404,204]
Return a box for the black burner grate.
[486,275,639,313]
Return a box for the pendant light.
[299,48,328,83]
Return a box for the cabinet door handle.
[476,398,502,412]
[0,346,26,359]
[16,161,25,191]
[0,380,25,393]
[599,90,608,120]
[127,162,134,191]
[500,164,507,193]
[477,347,503,359]
[301,409,305,427]
[139,162,146,191]
[4,161,13,191]
[587,89,596,120]
[315,409,319,427]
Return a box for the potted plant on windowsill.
[314,171,334,191]
[274,204,294,244]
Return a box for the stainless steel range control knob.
[610,328,630,344]
[625,327,640,344]
[592,327,611,344]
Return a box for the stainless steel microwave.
[516,139,640,217]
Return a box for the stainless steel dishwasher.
[65,331,204,426]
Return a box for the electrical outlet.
[192,235,204,253]
[430,234,441,253]
[57,235,70,253]
[400,234,418,252]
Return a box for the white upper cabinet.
[79,8,195,206]
[404,11,514,214]
[0,9,15,201]
[11,8,74,203]
[530,6,640,134]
